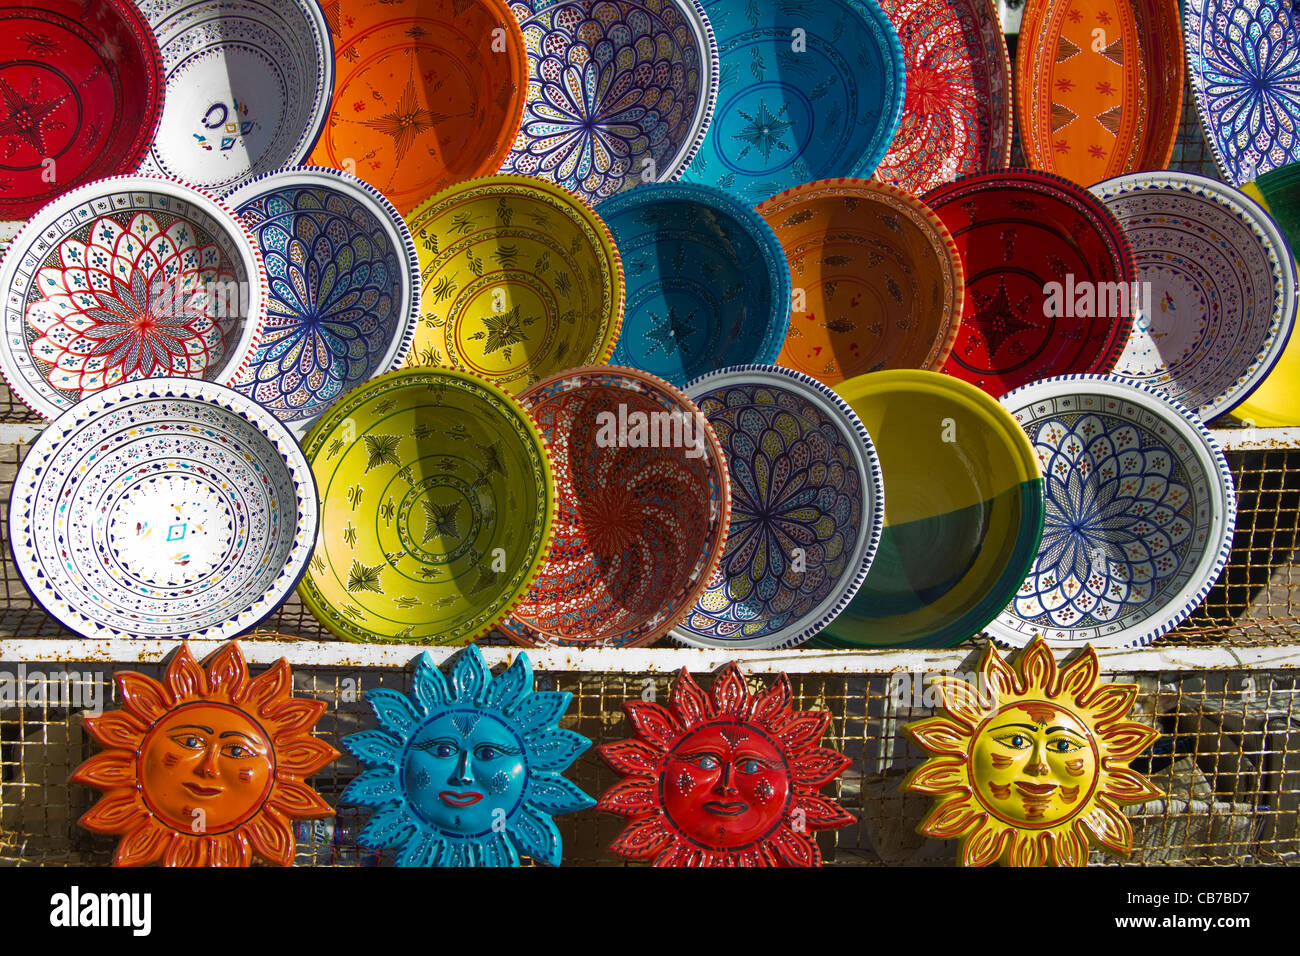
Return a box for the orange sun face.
[904,637,1161,867]
[72,641,340,867]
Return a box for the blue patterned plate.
[597,182,791,387]
[673,364,883,649]
[987,374,1236,649]
[502,0,718,206]
[679,0,905,204]
[226,166,420,435]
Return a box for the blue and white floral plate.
[987,374,1236,649]
[226,166,420,435]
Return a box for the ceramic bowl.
[10,378,317,639]
[500,365,730,648]
[598,181,790,387]
[137,0,333,196]
[226,166,421,435]
[0,0,164,220]
[500,0,718,206]
[0,174,268,421]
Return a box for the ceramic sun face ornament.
[341,645,594,866]
[599,663,854,866]
[904,637,1160,866]
[72,642,338,866]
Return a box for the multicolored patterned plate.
[1185,0,1300,186]
[874,0,1012,193]
[679,0,905,204]
[598,182,790,387]
[297,367,555,645]
[815,370,1044,649]
[672,365,884,649]
[309,0,528,216]
[500,365,730,648]
[1090,171,1298,421]
[756,178,963,385]
[226,166,421,435]
[10,378,318,640]
[501,0,718,206]
[0,0,163,220]
[0,174,268,421]
[987,375,1236,649]
[1017,0,1183,183]
[137,0,333,197]
[923,170,1136,398]
[405,175,624,394]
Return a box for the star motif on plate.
[643,306,699,357]
[732,99,794,163]
[0,76,65,155]
[422,499,460,542]
[969,278,1037,357]
[362,75,450,163]
[468,304,537,361]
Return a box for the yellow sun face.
[904,637,1160,867]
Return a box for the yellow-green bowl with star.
[296,367,556,644]
[403,175,625,394]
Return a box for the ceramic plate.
[0,0,163,220]
[0,174,268,421]
[501,0,718,206]
[1185,0,1300,186]
[816,370,1044,649]
[672,364,884,649]
[405,175,623,394]
[1017,0,1183,183]
[10,378,317,639]
[309,0,527,216]
[500,365,730,648]
[297,367,555,644]
[987,375,1236,649]
[679,0,905,204]
[1090,171,1298,421]
[598,181,790,387]
[226,166,421,435]
[923,170,1136,398]
[138,0,333,197]
[874,0,1012,193]
[756,178,963,385]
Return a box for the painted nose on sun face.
[712,760,738,795]
[196,745,220,778]
[1024,739,1050,777]
[450,747,473,785]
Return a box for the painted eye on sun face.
[1048,738,1083,754]
[473,744,504,761]
[691,754,720,770]
[169,733,206,750]
[220,743,256,759]
[993,733,1031,750]
[737,758,764,774]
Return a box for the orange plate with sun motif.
[309,0,528,215]
[1016,0,1182,183]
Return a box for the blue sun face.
[341,645,595,866]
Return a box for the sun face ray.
[904,637,1161,867]
[598,663,854,867]
[71,641,339,867]
[341,644,594,867]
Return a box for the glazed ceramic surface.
[0,175,267,420]
[137,0,333,196]
[874,0,1012,193]
[310,0,527,215]
[1018,0,1183,183]
[72,642,338,866]
[599,182,790,388]
[599,662,854,866]
[500,365,730,648]
[226,166,420,434]
[989,376,1236,649]
[342,645,594,866]
[0,0,163,220]
[756,178,963,385]
[923,170,1136,398]
[817,370,1044,649]
[905,637,1160,866]
[672,364,883,649]
[501,0,717,206]
[1185,0,1300,186]
[297,367,555,645]
[680,0,905,203]
[406,175,623,394]
[10,379,318,640]
[1090,171,1298,420]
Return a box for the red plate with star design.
[922,169,1136,398]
